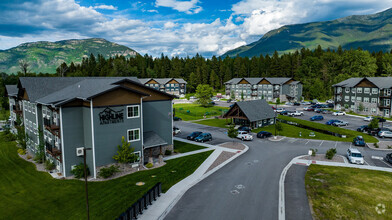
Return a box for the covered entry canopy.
[223,99,275,128]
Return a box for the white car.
[347,148,364,165]
[332,111,346,116]
[288,111,304,116]
[378,130,392,138]
[301,101,311,105]
[237,131,253,141]
[173,127,181,135]
[285,102,294,105]
[275,108,285,113]
[363,116,374,122]
[326,99,334,104]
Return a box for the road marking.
[318,140,324,147]
[334,141,338,148]
[372,156,384,160]
[364,159,369,166]
[305,140,309,145]
[380,159,392,168]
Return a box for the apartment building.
[7,77,175,178]
[139,78,187,97]
[224,77,302,102]
[5,85,19,133]
[333,77,392,117]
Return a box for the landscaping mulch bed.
[219,142,246,150]
[367,141,392,150]
[205,151,236,173]
[299,154,345,163]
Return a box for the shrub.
[146,163,153,168]
[17,148,26,155]
[165,150,172,155]
[99,165,120,179]
[45,160,55,171]
[388,146,392,149]
[26,155,32,160]
[310,148,318,156]
[4,133,16,141]
[325,148,337,160]
[33,152,45,163]
[113,136,139,164]
[374,142,379,148]
[71,163,90,178]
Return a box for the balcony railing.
[378,103,391,108]
[46,142,62,158]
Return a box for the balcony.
[46,142,62,161]
[378,103,391,108]
[379,93,392,98]
[12,105,23,115]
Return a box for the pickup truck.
[287,111,304,116]
[237,131,253,141]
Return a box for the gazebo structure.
[223,99,276,128]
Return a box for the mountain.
[223,8,392,57]
[0,38,137,74]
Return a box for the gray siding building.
[333,77,392,117]
[139,78,187,97]
[8,77,175,178]
[224,77,302,102]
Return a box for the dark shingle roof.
[333,77,392,89]
[143,131,167,148]
[5,85,18,97]
[235,99,275,122]
[139,78,187,84]
[224,77,294,85]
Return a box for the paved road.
[167,121,392,220]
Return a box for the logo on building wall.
[99,107,124,125]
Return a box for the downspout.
[60,107,66,177]
[140,97,144,165]
[90,99,97,179]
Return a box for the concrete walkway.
[139,140,248,220]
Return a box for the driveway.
[166,121,392,220]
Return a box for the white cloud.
[147,9,159,13]
[155,0,202,14]
[164,21,177,29]
[92,5,118,10]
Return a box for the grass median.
[173,140,207,153]
[173,103,229,121]
[278,115,378,143]
[306,165,392,219]
[0,133,213,219]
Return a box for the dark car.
[230,104,234,108]
[357,125,369,132]
[367,127,391,136]
[173,116,182,121]
[187,131,203,140]
[310,115,324,121]
[314,108,323,113]
[227,99,232,103]
[293,102,300,106]
[327,103,334,108]
[210,101,216,105]
[257,131,272,138]
[195,133,212,142]
[386,153,392,165]
[375,117,387,122]
[353,136,365,146]
[238,126,252,132]
[325,119,340,125]
[280,110,294,116]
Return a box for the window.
[351,96,355,102]
[364,97,369,103]
[127,129,140,142]
[387,89,392,96]
[357,88,362,93]
[127,105,139,118]
[133,151,141,163]
[356,97,362,102]
[372,88,378,94]
[364,107,368,112]
[371,108,377,113]
[336,87,342,93]
[351,88,356,93]
[337,95,341,101]
[345,88,350,93]
[371,98,378,103]
[345,96,349,102]
[350,105,355,110]
[364,88,370,94]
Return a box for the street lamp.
[83,147,92,220]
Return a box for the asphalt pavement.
[166,121,392,220]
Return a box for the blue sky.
[0,0,391,57]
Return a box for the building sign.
[99,107,124,125]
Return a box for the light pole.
[274,102,277,136]
[83,147,92,220]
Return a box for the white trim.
[127,128,141,142]
[171,101,173,145]
[126,105,140,119]
[60,107,66,177]
[140,97,144,164]
[90,100,97,179]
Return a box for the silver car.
[333,120,349,126]
[378,130,392,138]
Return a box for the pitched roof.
[139,78,187,84]
[234,99,275,122]
[5,85,18,97]
[143,131,167,148]
[224,77,294,85]
[333,77,392,89]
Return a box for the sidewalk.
[140,140,248,220]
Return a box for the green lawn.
[306,165,392,219]
[278,115,378,143]
[0,134,213,219]
[173,103,229,121]
[194,118,233,128]
[173,140,206,153]
[0,109,9,120]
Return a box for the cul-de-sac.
[1,1,392,220]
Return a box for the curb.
[155,142,249,220]
[366,143,392,151]
[269,136,286,142]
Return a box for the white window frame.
[127,128,140,142]
[132,151,141,163]
[351,96,355,102]
[356,97,362,102]
[356,88,362,93]
[345,88,350,93]
[345,96,349,102]
[351,88,356,93]
[371,98,377,103]
[364,88,370,94]
[127,105,140,119]
[363,97,369,103]
[372,88,378,94]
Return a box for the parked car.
[326,99,334,104]
[293,102,300,106]
[238,126,252,132]
[257,131,272,139]
[333,120,349,127]
[327,103,334,108]
[173,127,181,135]
[363,116,374,122]
[275,108,285,113]
[314,108,323,113]
[301,101,311,105]
[187,131,203,140]
[347,148,364,165]
[189,96,196,99]
[287,111,304,116]
[173,116,182,121]
[227,99,232,103]
[285,102,294,105]
[195,133,212,142]
[353,136,365,146]
[385,153,392,165]
[209,101,216,105]
[332,111,346,116]
[357,125,369,132]
[378,130,392,138]
[304,107,314,111]
[325,119,340,125]
[237,131,253,141]
[368,128,391,136]
[375,117,387,122]
[321,109,332,114]
[280,110,293,116]
[310,115,324,121]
